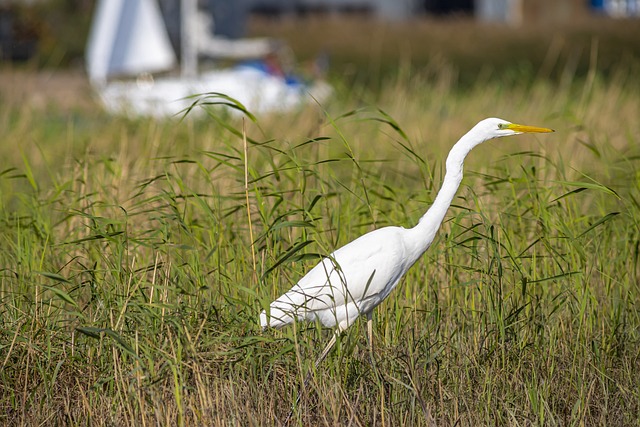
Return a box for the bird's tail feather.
[260,307,297,330]
[261,287,311,329]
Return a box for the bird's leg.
[366,312,374,359]
[315,332,338,369]
[366,312,380,373]
[365,313,389,427]
[284,331,339,425]
[365,313,386,425]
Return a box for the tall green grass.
[1,68,640,426]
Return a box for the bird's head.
[480,117,555,139]
[446,117,554,168]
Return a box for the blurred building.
[591,0,640,17]
[476,0,592,25]
[245,0,639,21]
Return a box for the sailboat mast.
[181,0,198,77]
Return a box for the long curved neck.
[406,129,487,259]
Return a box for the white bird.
[260,117,554,365]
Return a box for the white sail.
[86,0,176,84]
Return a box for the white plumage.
[260,118,553,337]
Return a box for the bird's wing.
[270,226,407,315]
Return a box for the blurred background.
[1,0,639,113]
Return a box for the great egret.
[260,117,553,366]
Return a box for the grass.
[2,39,640,425]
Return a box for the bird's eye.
[498,123,506,130]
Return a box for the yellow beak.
[507,123,555,133]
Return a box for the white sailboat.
[86,0,330,117]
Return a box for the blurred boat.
[85,0,331,118]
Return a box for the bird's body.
[260,118,553,336]
[260,225,416,331]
